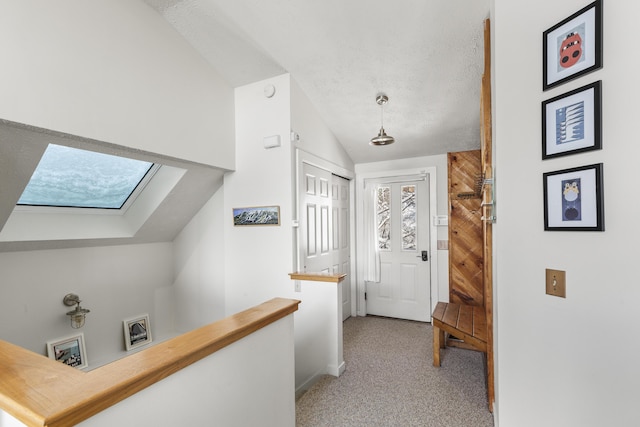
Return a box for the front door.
[366,178,431,321]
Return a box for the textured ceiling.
[144,0,490,164]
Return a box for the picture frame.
[542,80,601,159]
[543,163,604,231]
[123,313,152,351]
[232,205,280,226]
[47,333,88,369]
[543,0,602,91]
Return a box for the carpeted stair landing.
[296,315,494,427]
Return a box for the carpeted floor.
[296,315,495,427]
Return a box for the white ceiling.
[143,0,491,164]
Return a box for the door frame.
[355,167,439,319]
[294,149,357,316]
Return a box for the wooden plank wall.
[447,150,483,306]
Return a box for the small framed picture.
[47,333,88,369]
[542,80,601,159]
[232,205,280,226]
[543,163,604,231]
[123,314,152,351]
[543,0,602,90]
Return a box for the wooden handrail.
[0,297,300,427]
[288,272,346,283]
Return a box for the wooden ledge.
[289,272,347,283]
[0,297,300,427]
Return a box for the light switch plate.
[545,269,566,298]
[433,215,448,226]
[263,135,281,149]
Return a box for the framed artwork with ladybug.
[543,0,602,91]
[543,163,604,231]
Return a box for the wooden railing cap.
[0,297,300,427]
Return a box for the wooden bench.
[432,302,487,366]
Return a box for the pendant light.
[370,94,395,146]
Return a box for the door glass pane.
[376,186,390,250]
[401,185,416,251]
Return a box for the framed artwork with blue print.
[542,80,601,160]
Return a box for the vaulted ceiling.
[143,0,491,164]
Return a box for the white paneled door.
[366,178,431,322]
[332,174,351,320]
[301,163,351,320]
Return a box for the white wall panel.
[494,1,640,425]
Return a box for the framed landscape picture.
[47,333,88,369]
[543,0,602,90]
[543,163,604,231]
[232,205,280,226]
[542,80,601,159]
[123,313,152,351]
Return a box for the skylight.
[17,144,154,209]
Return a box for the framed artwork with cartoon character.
[543,0,602,91]
[543,163,604,231]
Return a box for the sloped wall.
[0,1,234,169]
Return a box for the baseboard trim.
[295,361,346,399]
[295,370,325,399]
[326,361,346,377]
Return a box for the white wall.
[78,315,296,427]
[172,188,227,331]
[0,243,174,369]
[224,74,294,314]
[291,79,354,171]
[0,0,234,169]
[222,73,355,314]
[209,74,355,391]
[494,1,640,425]
[291,280,345,391]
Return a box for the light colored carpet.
[296,316,494,427]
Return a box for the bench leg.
[433,325,442,367]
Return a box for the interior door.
[332,174,351,320]
[366,178,431,322]
[301,163,332,274]
[300,164,352,320]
